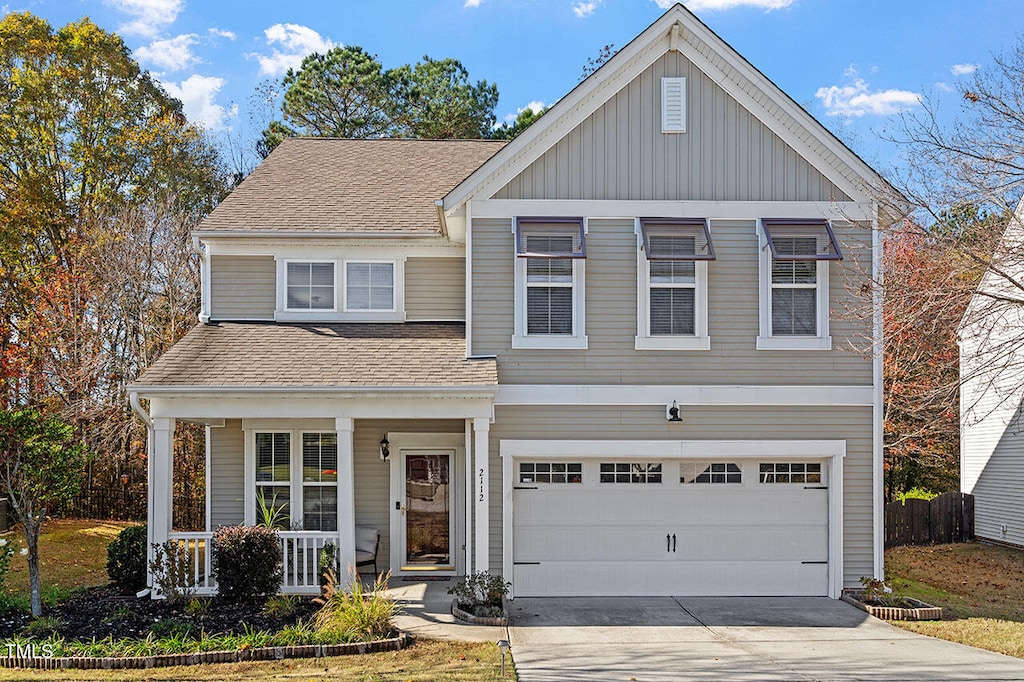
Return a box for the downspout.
[192,236,211,324]
[434,200,449,240]
[130,391,155,597]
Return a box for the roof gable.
[444,3,884,211]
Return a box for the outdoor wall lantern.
[379,435,390,461]
[667,400,683,422]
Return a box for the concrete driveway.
[507,597,1024,681]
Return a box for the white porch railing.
[168,531,341,596]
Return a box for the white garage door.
[512,458,829,597]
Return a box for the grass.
[885,541,1024,658]
[4,519,133,600]
[0,639,514,681]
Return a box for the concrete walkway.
[385,577,506,642]
[506,597,1024,681]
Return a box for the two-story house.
[130,3,886,599]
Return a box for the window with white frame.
[681,462,741,484]
[600,462,662,484]
[255,432,291,528]
[757,219,842,350]
[286,262,335,311]
[519,462,583,484]
[513,217,587,348]
[759,462,823,484]
[345,262,395,312]
[636,218,713,350]
[301,433,338,531]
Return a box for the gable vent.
[662,77,687,133]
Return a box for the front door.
[401,450,454,570]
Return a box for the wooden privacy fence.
[885,491,975,548]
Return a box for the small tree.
[0,409,90,616]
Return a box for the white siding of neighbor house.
[470,217,873,385]
[492,52,850,203]
[207,418,466,573]
[405,257,465,321]
[210,256,276,320]
[486,404,874,588]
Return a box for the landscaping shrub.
[448,570,510,618]
[149,541,195,605]
[106,524,147,592]
[211,524,282,603]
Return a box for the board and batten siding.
[492,52,850,203]
[210,255,276,321]
[487,404,874,588]
[405,257,465,321]
[209,420,245,528]
[471,217,873,385]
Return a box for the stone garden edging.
[841,592,943,621]
[450,597,509,627]
[0,633,410,670]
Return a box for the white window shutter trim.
[662,77,686,133]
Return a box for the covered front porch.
[128,321,498,598]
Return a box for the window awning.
[762,218,843,261]
[515,217,586,258]
[640,218,715,260]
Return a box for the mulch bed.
[0,586,318,640]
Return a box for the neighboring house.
[960,199,1024,549]
[129,4,886,598]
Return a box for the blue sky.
[13,0,1024,173]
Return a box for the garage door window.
[759,462,822,484]
[599,462,662,484]
[519,462,582,484]
[682,462,741,484]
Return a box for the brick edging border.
[841,592,943,621]
[0,633,410,670]
[450,598,509,627]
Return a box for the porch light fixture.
[379,435,390,461]
[667,401,683,422]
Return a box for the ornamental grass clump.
[313,571,398,641]
[211,525,283,604]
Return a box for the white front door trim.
[501,439,845,599]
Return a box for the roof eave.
[193,230,442,239]
[129,385,498,397]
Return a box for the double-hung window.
[250,430,341,531]
[636,218,714,350]
[344,261,399,317]
[286,262,335,311]
[301,433,338,531]
[255,432,291,528]
[513,217,587,349]
[757,219,842,350]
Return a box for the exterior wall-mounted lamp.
[667,400,683,422]
[379,435,390,461]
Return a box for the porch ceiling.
[130,322,496,390]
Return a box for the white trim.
[661,76,686,133]
[204,425,213,532]
[473,418,490,572]
[336,418,356,575]
[341,258,405,322]
[204,238,463,258]
[871,214,884,579]
[512,221,588,349]
[502,443,514,592]
[465,201,474,357]
[150,395,494,421]
[635,220,710,350]
[501,438,846,599]
[386,432,465,576]
[756,220,832,351]
[494,384,874,406]
[195,230,442,240]
[464,420,474,573]
[278,259,339,314]
[470,200,876,222]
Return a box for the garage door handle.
[672,534,677,552]
[667,534,671,552]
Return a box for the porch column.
[336,417,356,578]
[150,418,174,578]
[473,418,490,572]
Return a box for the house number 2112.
[479,468,485,502]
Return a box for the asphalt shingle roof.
[197,138,506,235]
[131,322,497,389]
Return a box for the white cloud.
[655,0,793,9]
[573,1,600,17]
[464,0,483,6]
[951,63,979,76]
[208,28,236,41]
[503,100,547,124]
[249,23,335,77]
[162,74,238,131]
[134,33,199,72]
[935,82,954,93]
[815,70,921,117]
[106,0,183,37]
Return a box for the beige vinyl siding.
[352,419,465,574]
[471,217,873,385]
[493,52,849,202]
[405,257,466,321]
[210,256,276,320]
[488,405,874,587]
[209,420,245,527]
